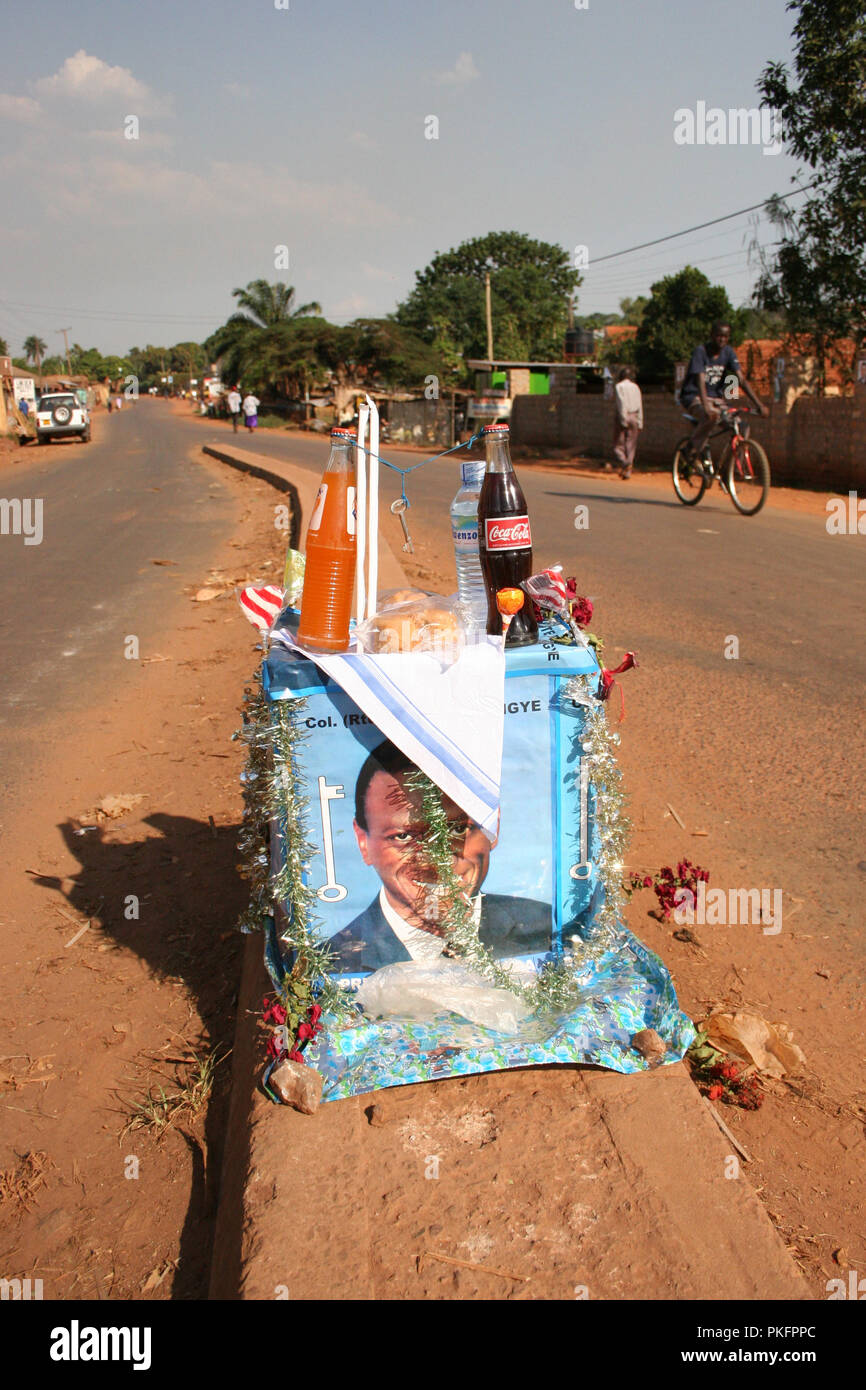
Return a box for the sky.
[0,0,802,358]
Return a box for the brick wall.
[511,390,866,491]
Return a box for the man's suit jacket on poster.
[326,892,555,974]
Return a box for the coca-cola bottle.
[477,423,538,647]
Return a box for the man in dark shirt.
[680,321,767,456]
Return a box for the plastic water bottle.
[450,458,487,626]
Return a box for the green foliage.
[619,296,648,327]
[756,0,866,367]
[205,281,328,396]
[597,334,638,370]
[634,266,745,379]
[396,230,580,364]
[22,335,47,365]
[66,343,133,382]
[738,304,788,341]
[574,312,619,331]
[347,317,448,389]
[0,336,8,357]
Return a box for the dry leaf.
[193,587,224,602]
[141,1260,174,1293]
[703,1008,806,1078]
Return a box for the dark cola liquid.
[478,446,539,647]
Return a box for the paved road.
[194,403,866,692]
[0,402,239,805]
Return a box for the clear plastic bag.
[355,590,466,664]
[355,959,530,1033]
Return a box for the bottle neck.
[484,433,513,473]
[326,439,355,472]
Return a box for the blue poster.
[261,639,694,1100]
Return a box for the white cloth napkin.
[272,628,505,839]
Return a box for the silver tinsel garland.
[235,671,355,1025]
[237,664,631,1027]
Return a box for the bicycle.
[672,406,771,516]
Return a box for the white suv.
[36,392,91,444]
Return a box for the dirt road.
[0,409,286,1298]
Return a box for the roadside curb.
[202,444,304,549]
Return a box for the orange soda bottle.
[297,428,357,651]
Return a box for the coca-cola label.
[484,515,532,550]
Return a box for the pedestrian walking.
[242,392,260,432]
[227,386,242,433]
[612,368,643,479]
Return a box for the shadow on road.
[542,489,684,510]
[31,811,248,1301]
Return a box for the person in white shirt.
[241,393,260,432]
[226,387,242,433]
[611,367,643,480]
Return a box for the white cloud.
[329,293,372,318]
[361,262,398,282]
[349,130,376,151]
[224,81,251,99]
[32,50,171,115]
[0,93,42,122]
[434,52,480,86]
[86,127,175,150]
[23,152,404,233]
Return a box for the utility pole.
[58,327,72,378]
[484,271,494,364]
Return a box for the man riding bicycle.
[680,321,767,458]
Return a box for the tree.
[207,280,323,393]
[347,318,448,390]
[620,296,648,327]
[396,231,581,364]
[634,266,745,380]
[230,279,322,329]
[756,0,866,386]
[23,335,48,379]
[0,336,8,356]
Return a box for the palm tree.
[229,279,321,329]
[209,281,323,396]
[23,335,48,385]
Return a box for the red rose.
[570,595,594,628]
[296,1022,313,1042]
[310,1004,323,1026]
[643,875,653,888]
[708,1084,724,1100]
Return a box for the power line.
[587,181,818,267]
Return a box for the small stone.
[366,1103,387,1127]
[269,1059,323,1114]
[631,1028,667,1066]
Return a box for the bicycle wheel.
[724,437,770,516]
[672,437,708,506]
